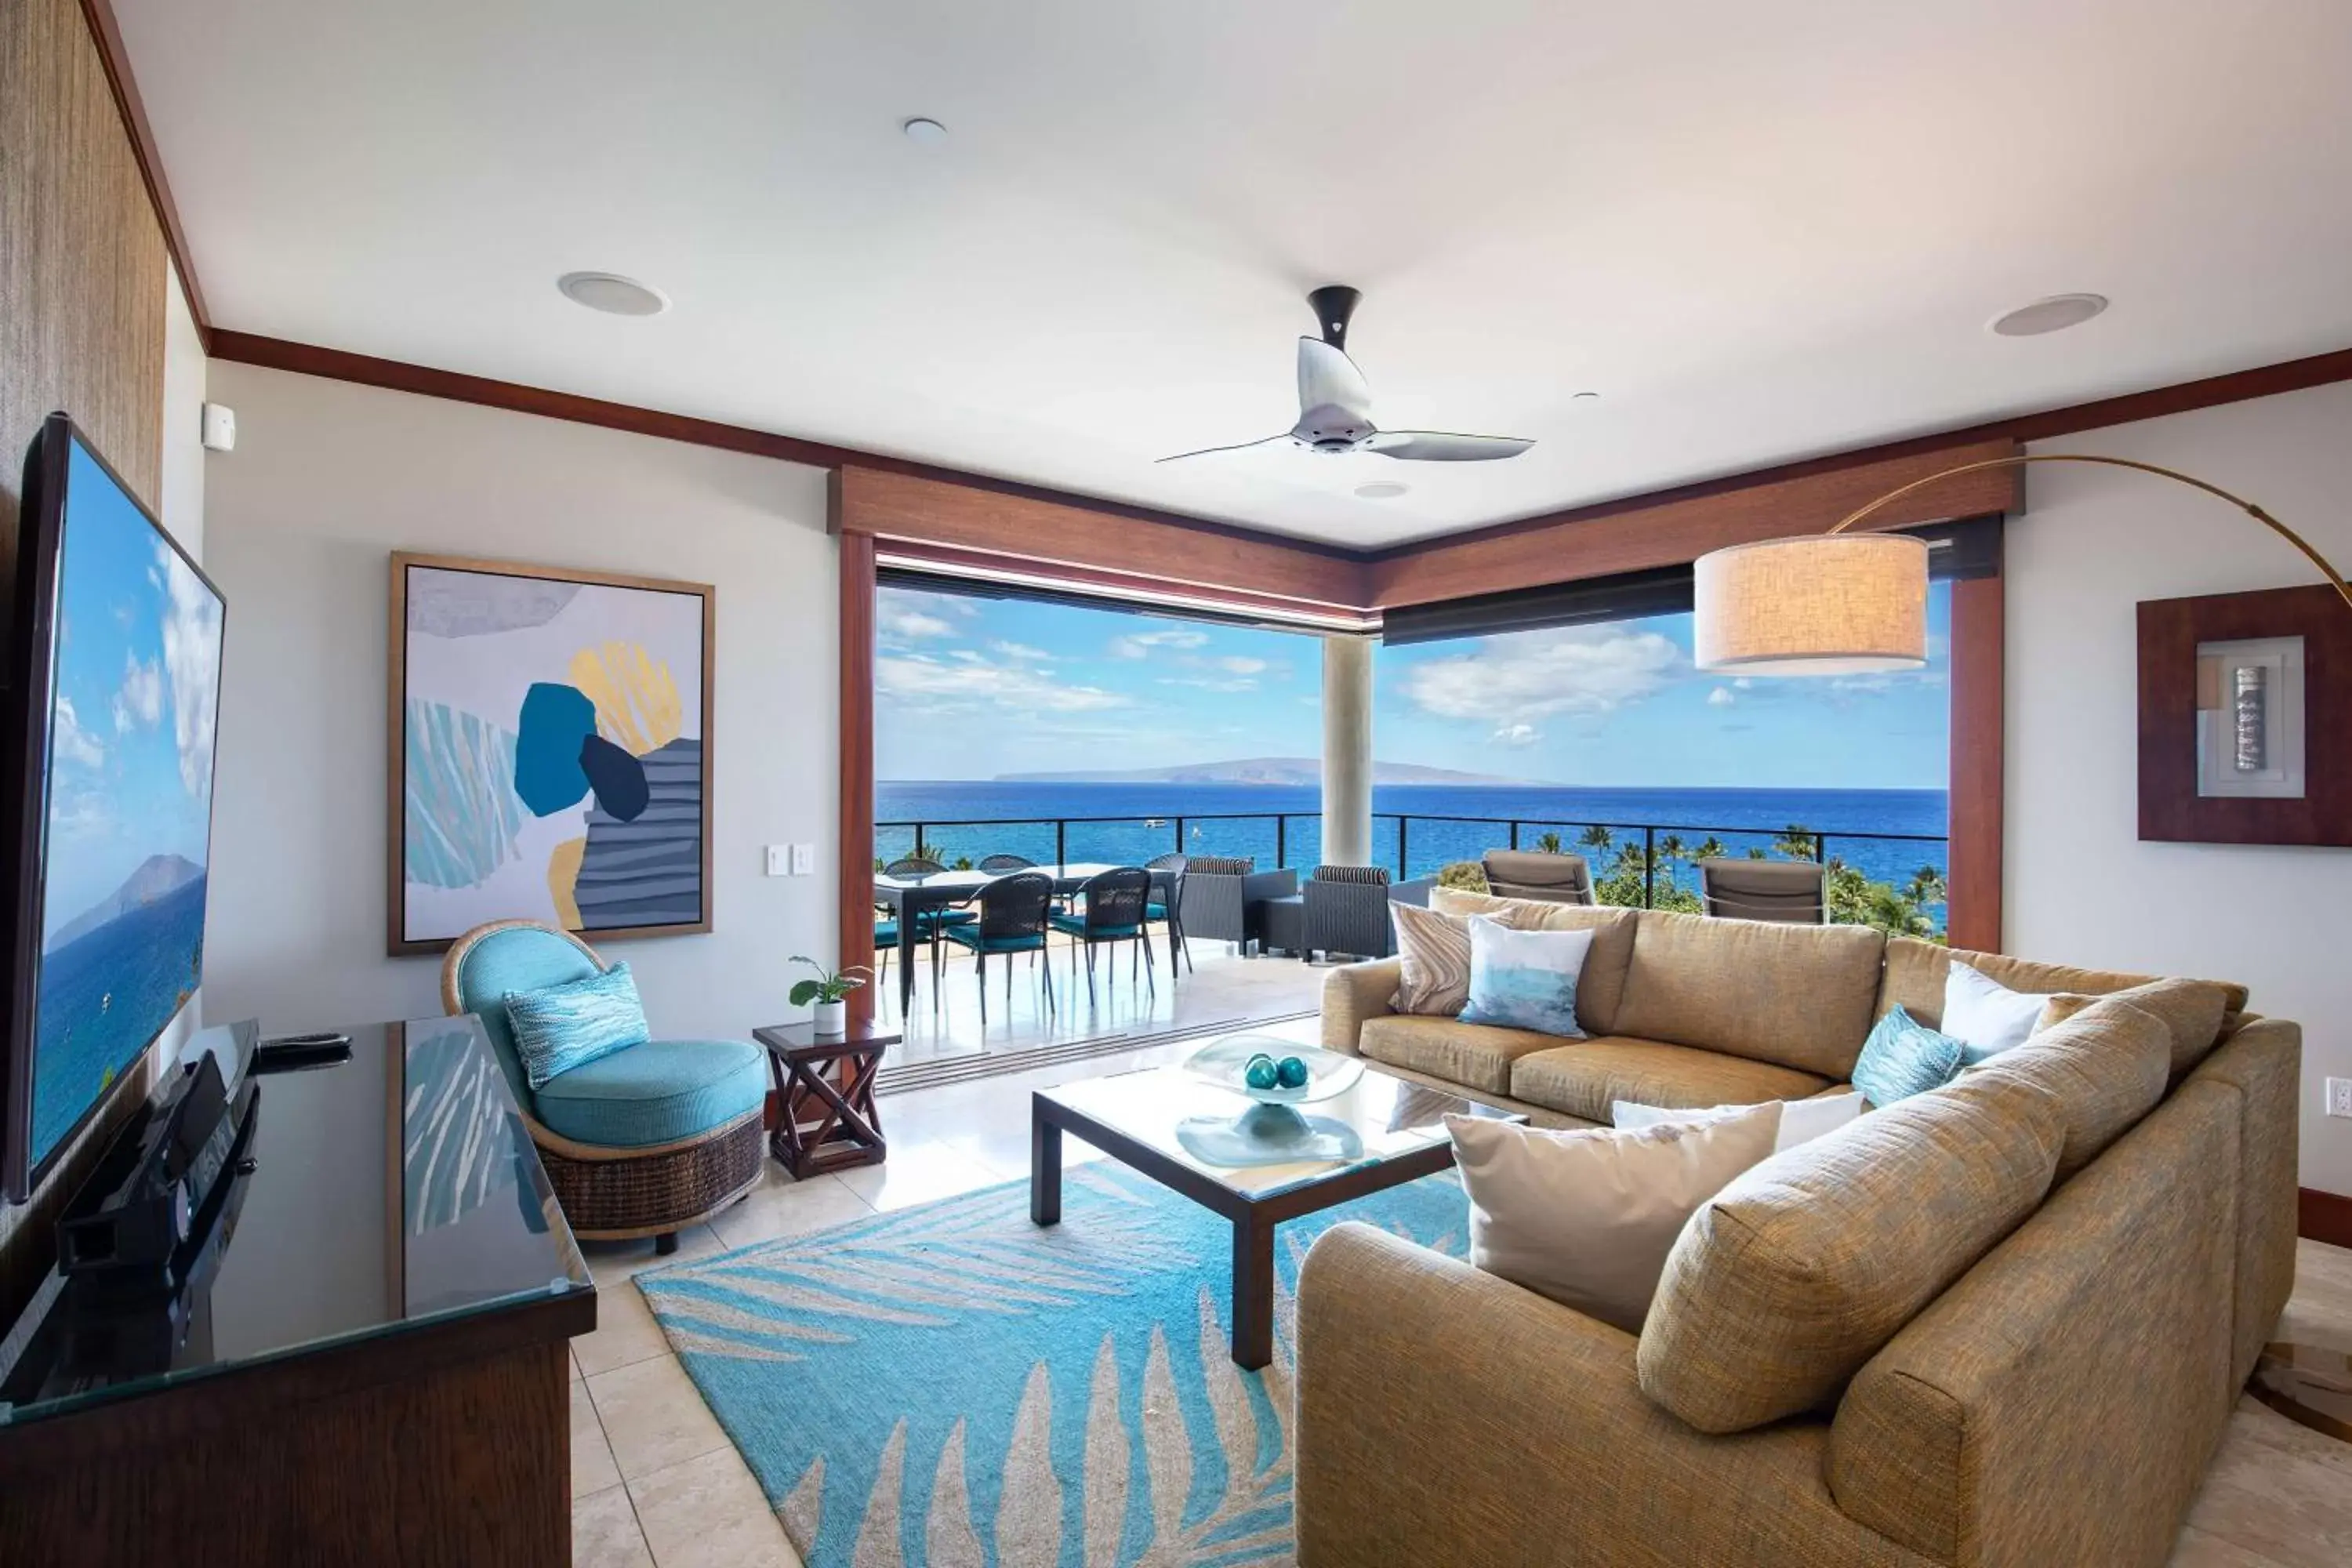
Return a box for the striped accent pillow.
[504,962,651,1089]
[1390,902,1481,1015]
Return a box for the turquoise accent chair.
[441,920,765,1253]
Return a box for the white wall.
[2008,380,2352,1196]
[199,361,837,1042]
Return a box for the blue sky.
[41,438,223,942]
[876,581,1951,787]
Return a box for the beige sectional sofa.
[1298,892,2298,1568]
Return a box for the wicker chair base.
[540,1113,764,1240]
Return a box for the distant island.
[994,757,1526,786]
[48,852,206,953]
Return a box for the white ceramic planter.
[812,998,848,1036]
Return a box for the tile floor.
[571,1029,2352,1567]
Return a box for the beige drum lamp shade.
[1693,534,1929,675]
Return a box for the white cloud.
[52,697,104,768]
[1110,627,1210,659]
[158,543,222,795]
[1706,685,1737,707]
[1160,677,1258,692]
[114,653,164,731]
[991,641,1051,661]
[877,652,1128,713]
[1400,626,1684,725]
[879,607,955,641]
[1491,722,1540,746]
[1216,655,1267,676]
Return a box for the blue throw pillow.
[1457,917,1594,1038]
[1853,1005,1966,1107]
[505,962,651,1089]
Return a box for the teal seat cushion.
[1050,915,1141,938]
[1147,902,1171,920]
[448,925,604,1104]
[1853,1005,1967,1107]
[532,1037,767,1149]
[941,927,1045,953]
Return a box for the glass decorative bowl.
[1183,1036,1364,1105]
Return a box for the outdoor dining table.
[872,862,1178,1010]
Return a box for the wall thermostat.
[200,402,236,452]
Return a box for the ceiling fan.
[1160,285,1533,466]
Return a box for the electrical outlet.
[764,844,789,877]
[2329,1077,2352,1120]
[790,843,815,876]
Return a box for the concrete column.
[1320,635,1374,867]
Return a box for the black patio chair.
[978,853,1036,873]
[1145,851,1191,975]
[1050,866,1154,1005]
[938,871,1055,1021]
[882,855,975,997]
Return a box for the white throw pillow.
[1457,916,1595,1037]
[1611,1090,1866,1154]
[1446,1104,1782,1334]
[1942,962,2051,1065]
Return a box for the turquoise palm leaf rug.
[637,1164,1470,1567]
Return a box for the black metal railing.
[876,811,1950,924]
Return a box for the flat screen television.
[1,413,226,1203]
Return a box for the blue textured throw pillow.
[1853,1004,1967,1107]
[1457,916,1594,1038]
[505,962,651,1089]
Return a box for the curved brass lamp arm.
[1824,452,2352,612]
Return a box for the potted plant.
[789,956,869,1037]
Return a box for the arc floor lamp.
[1692,453,2352,675]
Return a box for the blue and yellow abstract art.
[394,556,711,949]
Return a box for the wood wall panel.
[1946,570,2005,952]
[1363,439,2021,608]
[838,525,878,1021]
[833,464,1367,612]
[0,0,170,1330]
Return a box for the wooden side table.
[752,1020,899,1179]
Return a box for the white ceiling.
[118,0,2352,549]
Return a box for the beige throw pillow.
[2035,976,2232,1080]
[1446,1104,1782,1334]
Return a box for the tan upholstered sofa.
[1298,891,2298,1568]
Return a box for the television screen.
[2,416,224,1199]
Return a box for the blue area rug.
[637,1164,1471,1567]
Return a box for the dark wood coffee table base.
[1029,1091,1463,1370]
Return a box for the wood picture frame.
[2138,582,2350,847]
[387,553,716,955]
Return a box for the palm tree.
[1534,829,1564,855]
[1693,836,1726,862]
[1578,823,1614,853]
[1905,865,1947,906]
[1773,825,1820,861]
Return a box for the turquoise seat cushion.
[941,927,1046,953]
[1853,1005,1967,1107]
[449,925,604,1103]
[503,962,652,1089]
[1050,915,1141,938]
[1147,902,1171,920]
[532,1037,767,1149]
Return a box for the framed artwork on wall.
[388,553,715,955]
[2138,582,2349,847]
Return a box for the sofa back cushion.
[2038,977,2232,1083]
[1964,994,2171,1182]
[1880,939,2246,1074]
[1430,890,1639,1035]
[1636,1071,2065,1434]
[1610,910,1884,1079]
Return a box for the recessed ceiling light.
[1989,293,2107,337]
[1355,481,1409,499]
[902,117,949,145]
[557,272,669,317]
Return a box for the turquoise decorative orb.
[1243,1054,1280,1091]
[1276,1055,1310,1089]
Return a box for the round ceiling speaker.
[557,272,670,317]
[1989,293,2107,337]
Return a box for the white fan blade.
[1156,434,1294,464]
[1296,337,1373,426]
[1363,430,1534,462]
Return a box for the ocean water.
[876,782,1949,920]
[31,874,208,1168]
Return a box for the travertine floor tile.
[572,1380,622,1500]
[2182,1401,2352,1566]
[575,1278,671,1377]
[708,1167,875,1250]
[572,1485,652,1568]
[585,1223,728,1286]
[837,1139,1003,1211]
[630,1446,802,1568]
[587,1353,732,1481]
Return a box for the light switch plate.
[764,845,789,877]
[790,843,815,876]
[2328,1078,2352,1120]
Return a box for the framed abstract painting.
[388,553,714,955]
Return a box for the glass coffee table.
[1030,1051,1524,1369]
